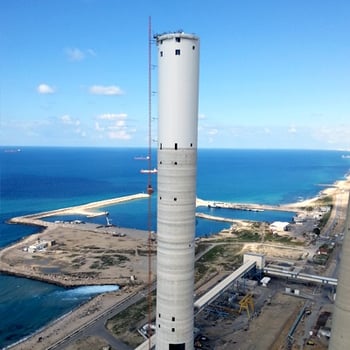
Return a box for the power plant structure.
[329,192,350,349]
[155,32,200,350]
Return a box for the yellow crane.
[238,293,255,318]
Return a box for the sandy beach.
[2,176,350,349]
[285,175,350,208]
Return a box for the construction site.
[100,189,342,350]
[3,186,343,350]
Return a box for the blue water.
[1,147,350,347]
[0,276,118,348]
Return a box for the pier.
[9,193,149,226]
[196,212,243,224]
[196,198,301,213]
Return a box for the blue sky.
[1,0,349,149]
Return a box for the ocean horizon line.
[2,145,350,152]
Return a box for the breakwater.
[196,198,302,213]
[9,193,150,225]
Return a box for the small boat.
[4,148,21,153]
[140,168,158,174]
[134,155,150,160]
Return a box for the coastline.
[1,193,156,349]
[2,176,350,349]
[6,287,143,350]
[2,176,350,287]
[196,175,350,211]
[1,193,151,287]
[285,174,350,208]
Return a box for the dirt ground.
[0,224,156,287]
[64,335,111,350]
[196,292,302,350]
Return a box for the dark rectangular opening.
[174,143,178,150]
[169,344,185,350]
[175,49,181,55]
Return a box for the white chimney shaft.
[155,32,200,350]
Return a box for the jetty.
[196,212,244,224]
[196,198,301,213]
[1,193,155,289]
[9,193,149,226]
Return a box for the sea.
[1,147,350,348]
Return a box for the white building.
[270,221,290,232]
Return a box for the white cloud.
[207,128,218,136]
[313,124,350,148]
[65,47,85,61]
[94,112,135,140]
[288,125,297,134]
[96,113,127,120]
[57,114,85,137]
[65,47,97,61]
[95,121,104,132]
[116,120,126,127]
[59,114,80,126]
[108,130,131,140]
[75,127,86,137]
[87,48,96,56]
[89,85,124,96]
[108,120,126,129]
[37,83,55,94]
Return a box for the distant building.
[270,221,290,232]
[26,239,53,253]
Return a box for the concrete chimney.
[155,32,200,350]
